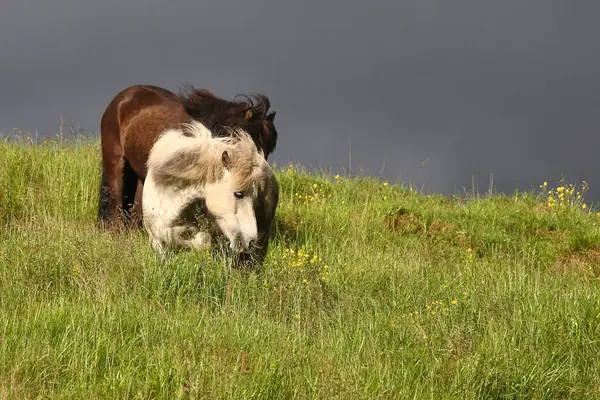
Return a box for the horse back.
[101,85,191,179]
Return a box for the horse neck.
[162,180,209,209]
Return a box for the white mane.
[147,121,260,189]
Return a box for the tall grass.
[1,136,600,398]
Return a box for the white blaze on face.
[204,172,258,252]
[235,193,258,250]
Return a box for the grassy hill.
[1,136,599,399]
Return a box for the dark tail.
[97,164,110,223]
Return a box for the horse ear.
[266,111,276,122]
[222,151,231,169]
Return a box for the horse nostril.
[248,240,256,248]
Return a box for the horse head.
[202,131,270,256]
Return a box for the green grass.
[1,135,600,399]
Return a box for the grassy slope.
[1,137,600,399]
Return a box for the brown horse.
[97,84,278,232]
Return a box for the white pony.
[142,120,278,263]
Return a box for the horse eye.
[234,192,244,199]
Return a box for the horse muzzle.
[236,239,256,254]
[229,234,256,253]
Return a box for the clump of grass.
[1,136,600,398]
[541,178,590,211]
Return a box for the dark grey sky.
[2,1,599,201]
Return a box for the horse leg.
[121,160,139,230]
[129,179,144,230]
[102,154,126,232]
[97,165,110,223]
[149,236,167,262]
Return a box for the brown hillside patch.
[531,226,565,239]
[452,233,471,251]
[426,220,452,235]
[420,220,456,242]
[552,249,600,276]
[383,209,455,241]
[384,209,419,234]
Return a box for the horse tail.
[97,163,110,222]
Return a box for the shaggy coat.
[98,84,278,232]
[142,121,278,266]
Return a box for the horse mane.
[177,85,274,149]
[148,120,265,190]
[262,111,278,156]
